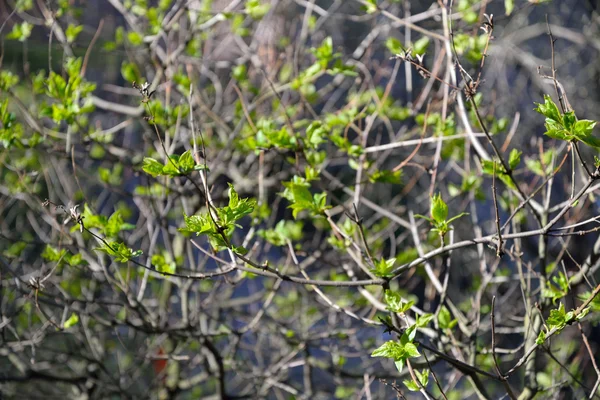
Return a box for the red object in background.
[153,347,168,380]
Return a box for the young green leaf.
[374,258,396,277]
[508,149,522,170]
[438,305,457,330]
[64,313,79,329]
[534,95,561,123]
[142,157,164,177]
[431,193,448,224]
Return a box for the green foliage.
[121,62,142,83]
[152,252,176,274]
[77,205,135,238]
[508,149,522,170]
[403,369,429,391]
[457,0,479,24]
[41,58,96,125]
[481,159,516,189]
[142,150,206,177]
[371,327,420,372]
[413,37,430,55]
[416,313,434,328]
[368,169,402,184]
[453,33,488,62]
[526,149,554,176]
[42,245,85,267]
[7,22,33,42]
[363,0,378,14]
[251,118,297,151]
[385,37,403,54]
[3,241,27,258]
[280,176,330,218]
[1,1,598,397]
[65,24,83,43]
[416,193,468,239]
[542,271,570,304]
[245,0,270,19]
[180,184,256,252]
[535,94,600,148]
[0,99,24,148]
[63,313,79,329]
[0,71,20,92]
[15,0,33,11]
[98,163,123,185]
[328,218,356,249]
[127,31,144,46]
[145,100,189,126]
[537,302,591,345]
[258,220,304,246]
[505,0,515,15]
[384,290,414,313]
[373,257,396,278]
[96,241,143,262]
[438,305,458,330]
[290,37,355,99]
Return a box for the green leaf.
[369,169,402,184]
[371,340,400,358]
[535,329,546,345]
[576,307,591,321]
[547,302,567,330]
[363,0,377,14]
[385,37,403,54]
[7,22,33,42]
[431,193,448,224]
[3,241,27,258]
[505,0,514,15]
[42,245,67,263]
[374,258,396,277]
[121,61,141,83]
[228,183,240,209]
[245,0,271,19]
[178,150,195,173]
[65,24,83,43]
[259,220,304,246]
[574,119,596,137]
[105,211,124,237]
[413,36,430,55]
[0,71,19,91]
[438,305,457,329]
[402,325,417,343]
[142,157,164,177]
[416,313,434,328]
[534,95,561,123]
[545,128,571,141]
[508,149,522,170]
[526,149,554,176]
[403,368,429,392]
[152,253,176,274]
[162,155,181,176]
[384,290,413,313]
[563,111,576,131]
[16,0,33,12]
[64,313,79,329]
[96,242,142,262]
[403,379,420,392]
[127,31,144,46]
[306,121,327,149]
[578,134,600,148]
[403,342,420,358]
[574,120,600,147]
[542,273,569,304]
